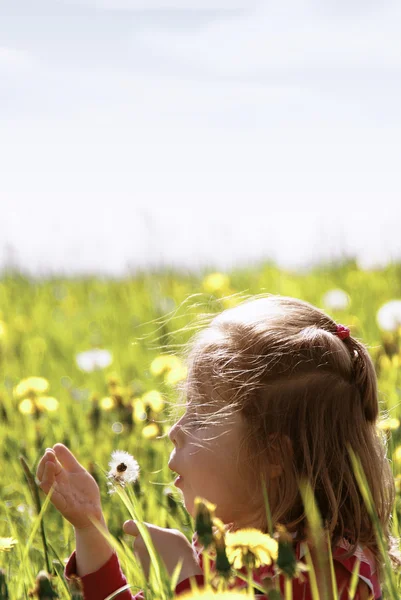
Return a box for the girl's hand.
[123,520,203,585]
[36,444,103,530]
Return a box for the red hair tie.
[335,324,350,340]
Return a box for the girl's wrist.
[176,562,203,586]
[74,511,107,532]
[75,516,114,577]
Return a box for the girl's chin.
[181,495,195,518]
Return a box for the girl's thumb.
[123,520,139,536]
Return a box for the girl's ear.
[267,433,293,480]
[267,463,283,479]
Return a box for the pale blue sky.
[1,1,401,275]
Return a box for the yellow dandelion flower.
[379,355,392,371]
[194,497,216,549]
[225,528,278,570]
[14,377,49,399]
[150,355,181,376]
[165,365,188,385]
[142,423,160,439]
[100,397,115,411]
[212,517,228,535]
[0,537,18,552]
[13,315,32,333]
[111,385,126,397]
[378,418,400,431]
[18,398,36,415]
[221,295,241,309]
[133,399,147,423]
[107,374,121,387]
[142,390,165,413]
[203,273,230,294]
[194,497,217,516]
[36,396,59,412]
[393,446,401,465]
[392,355,400,368]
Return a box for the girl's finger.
[38,461,57,495]
[123,520,140,537]
[123,520,154,537]
[53,443,85,473]
[36,448,57,481]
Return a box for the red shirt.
[64,532,382,599]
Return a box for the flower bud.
[194,497,216,549]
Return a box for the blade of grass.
[124,485,169,596]
[92,485,170,600]
[303,546,321,600]
[348,445,399,599]
[299,480,331,600]
[347,558,361,600]
[20,454,51,573]
[325,530,339,600]
[261,475,274,536]
[17,482,56,597]
[46,540,72,598]
[2,501,29,599]
[169,558,184,593]
[284,576,293,600]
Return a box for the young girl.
[36,295,399,599]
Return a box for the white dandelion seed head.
[377,300,401,332]
[322,289,350,311]
[356,254,388,272]
[107,450,140,493]
[75,348,113,372]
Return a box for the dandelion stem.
[247,565,255,598]
[20,455,51,574]
[284,576,293,600]
[203,550,210,590]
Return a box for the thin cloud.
[0,46,36,70]
[135,3,401,74]
[57,0,256,10]
[1,1,400,275]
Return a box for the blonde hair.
[175,294,399,578]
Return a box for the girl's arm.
[36,446,204,599]
[65,549,136,600]
[74,517,114,577]
[65,546,205,600]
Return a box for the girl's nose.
[168,418,184,448]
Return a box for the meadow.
[1,259,401,599]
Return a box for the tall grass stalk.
[299,480,331,600]
[104,584,135,600]
[347,559,361,600]
[284,576,293,600]
[325,530,339,600]
[92,482,172,599]
[20,454,51,573]
[303,547,323,600]
[348,445,399,599]
[202,551,211,590]
[261,475,280,595]
[17,482,56,598]
[261,475,274,537]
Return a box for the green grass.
[1,259,401,598]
